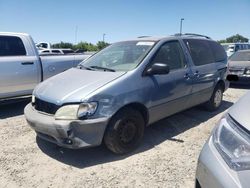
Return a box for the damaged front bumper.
[24,103,109,149]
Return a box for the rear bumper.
[24,103,109,149]
[228,74,250,84]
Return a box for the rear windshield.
[229,51,250,61]
[80,41,155,72]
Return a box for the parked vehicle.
[25,34,229,154]
[0,32,91,100]
[227,50,250,84]
[39,48,75,55]
[196,91,250,188]
[221,43,250,57]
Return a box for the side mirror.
[146,63,170,75]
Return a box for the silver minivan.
[25,34,229,154]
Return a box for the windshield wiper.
[78,65,94,70]
[90,66,116,72]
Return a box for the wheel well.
[115,103,149,126]
[217,80,225,92]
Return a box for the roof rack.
[137,36,151,38]
[174,33,211,39]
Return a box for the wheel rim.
[214,89,222,107]
[119,119,137,144]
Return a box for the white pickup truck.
[0,32,91,100]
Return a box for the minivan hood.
[34,68,125,105]
[228,91,250,132]
[228,60,250,68]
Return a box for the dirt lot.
[0,85,249,188]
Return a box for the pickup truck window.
[62,49,74,54]
[52,50,61,53]
[0,36,26,56]
[151,41,185,71]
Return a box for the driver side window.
[151,41,186,71]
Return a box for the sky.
[0,0,249,44]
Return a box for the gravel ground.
[0,85,249,188]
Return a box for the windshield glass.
[229,51,250,61]
[79,41,155,72]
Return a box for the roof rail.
[174,33,211,39]
[137,36,151,38]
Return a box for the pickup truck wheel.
[205,85,223,111]
[104,108,145,154]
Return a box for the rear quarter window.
[183,39,214,66]
[0,36,26,56]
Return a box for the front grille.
[33,98,60,115]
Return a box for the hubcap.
[214,89,222,107]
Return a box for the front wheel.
[104,108,145,154]
[205,85,223,111]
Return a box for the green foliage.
[226,34,248,43]
[74,42,98,51]
[52,42,74,49]
[51,41,110,52]
[219,34,249,43]
[218,39,226,44]
[96,41,109,50]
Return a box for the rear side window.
[207,41,227,62]
[62,50,74,54]
[52,50,61,53]
[184,39,214,66]
[151,41,186,71]
[0,36,26,56]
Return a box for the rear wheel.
[205,85,223,111]
[104,108,145,154]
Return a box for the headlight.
[77,102,98,118]
[213,114,250,171]
[55,102,98,120]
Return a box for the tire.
[104,108,145,154]
[205,85,223,111]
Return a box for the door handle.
[21,62,34,65]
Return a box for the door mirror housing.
[146,63,170,75]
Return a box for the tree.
[74,42,98,51]
[96,41,109,50]
[219,34,249,43]
[217,39,226,43]
[51,40,110,52]
[52,42,73,49]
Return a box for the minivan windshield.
[79,41,155,72]
[229,51,250,61]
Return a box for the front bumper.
[24,103,109,149]
[196,137,250,188]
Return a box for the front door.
[148,40,193,123]
[0,35,40,99]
